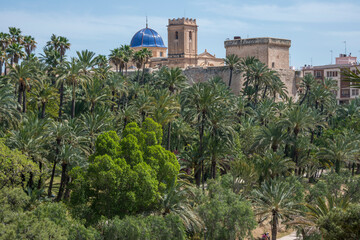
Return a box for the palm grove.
[1,27,360,240]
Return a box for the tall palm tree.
[158,67,187,150]
[318,132,359,174]
[8,27,22,44]
[47,120,71,197]
[83,76,111,113]
[181,81,221,187]
[109,48,122,73]
[8,113,50,189]
[77,49,97,75]
[224,54,240,88]
[22,35,37,59]
[149,89,180,130]
[158,176,204,233]
[253,122,287,153]
[299,74,316,106]
[58,36,70,62]
[6,42,25,65]
[133,50,145,81]
[253,180,300,240]
[7,62,34,112]
[63,58,86,118]
[30,76,58,118]
[0,33,11,75]
[120,44,134,75]
[46,34,60,52]
[0,80,21,130]
[140,48,152,84]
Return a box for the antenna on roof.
[146,16,148,28]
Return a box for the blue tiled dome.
[130,27,166,48]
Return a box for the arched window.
[189,31,192,40]
[175,31,178,40]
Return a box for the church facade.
[129,18,223,69]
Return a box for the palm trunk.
[71,83,76,118]
[262,85,268,99]
[58,82,64,119]
[64,176,71,200]
[17,84,23,110]
[167,122,171,150]
[48,160,57,197]
[335,159,340,174]
[200,112,205,191]
[141,64,146,84]
[22,88,26,113]
[37,161,43,189]
[56,162,68,201]
[41,102,46,118]
[0,60,2,76]
[272,211,278,240]
[228,68,233,87]
[211,155,216,179]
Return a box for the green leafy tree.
[70,118,180,222]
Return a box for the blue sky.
[1,0,359,68]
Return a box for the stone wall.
[183,66,297,98]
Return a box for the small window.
[160,52,163,57]
[189,31,192,40]
[272,62,275,68]
[175,31,178,40]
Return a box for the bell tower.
[167,18,198,68]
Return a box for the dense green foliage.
[1,27,360,239]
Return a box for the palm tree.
[6,42,25,65]
[0,32,11,75]
[109,48,122,72]
[318,132,359,174]
[62,58,87,118]
[8,113,50,189]
[30,76,58,118]
[120,44,134,75]
[7,62,34,112]
[279,105,316,171]
[181,81,222,187]
[0,80,21,130]
[253,122,287,152]
[106,72,128,111]
[22,35,37,59]
[56,144,81,201]
[253,180,300,240]
[158,176,204,233]
[58,36,70,62]
[47,120,71,197]
[158,67,187,149]
[133,50,145,81]
[77,49,97,75]
[83,76,111,113]
[46,34,60,51]
[299,74,316,106]
[8,27,22,44]
[149,89,180,131]
[224,54,240,87]
[140,48,152,84]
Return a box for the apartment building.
[301,54,360,104]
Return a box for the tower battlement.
[168,17,197,26]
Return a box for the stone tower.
[167,18,198,68]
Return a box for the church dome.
[130,27,166,48]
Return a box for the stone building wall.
[183,66,297,98]
[224,38,291,70]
